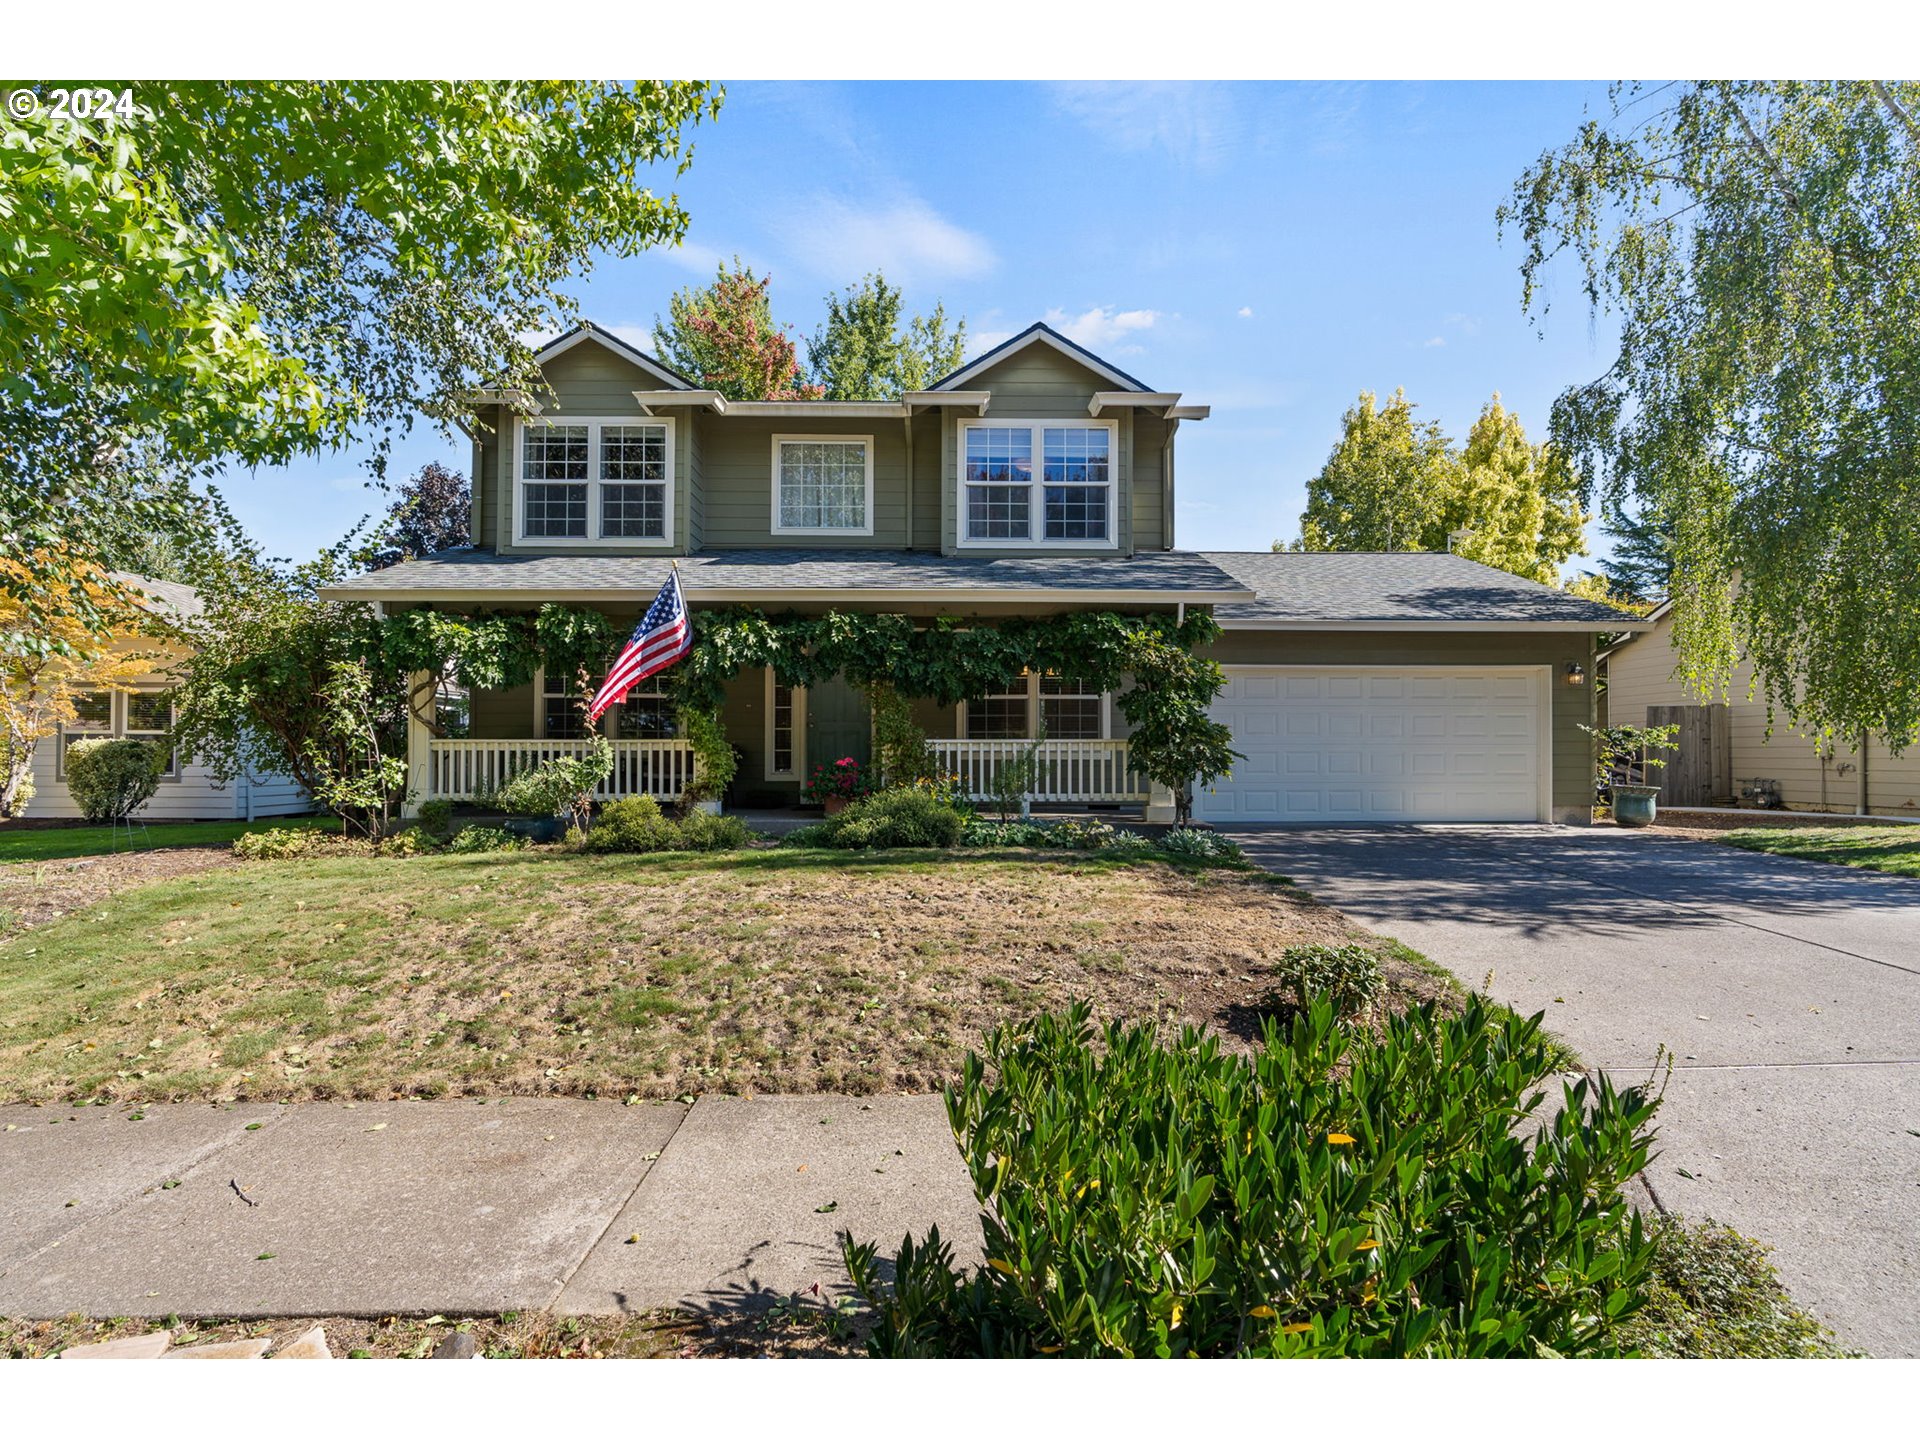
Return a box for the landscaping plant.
[1261,943,1384,1027]
[801,756,876,807]
[843,997,1661,1357]
[61,738,167,824]
[577,795,750,854]
[786,786,965,850]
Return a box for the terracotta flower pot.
[822,795,850,817]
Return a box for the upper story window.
[516,417,673,546]
[772,435,874,535]
[960,420,1116,547]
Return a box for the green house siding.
[696,416,910,549]
[1199,629,1597,822]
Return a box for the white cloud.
[1044,306,1163,355]
[1237,306,1254,319]
[1050,82,1242,169]
[782,196,994,284]
[1443,312,1483,337]
[655,238,735,276]
[1422,336,1447,348]
[965,328,1016,359]
[608,324,658,352]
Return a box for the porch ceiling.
[316,549,1256,608]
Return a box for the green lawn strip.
[1716,825,1920,879]
[0,815,336,865]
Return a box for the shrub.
[577,796,752,854]
[1155,826,1243,864]
[1620,1216,1854,1358]
[447,824,527,854]
[961,818,1052,848]
[377,827,442,857]
[485,739,613,828]
[63,739,167,823]
[233,825,328,860]
[674,808,750,852]
[778,822,832,848]
[843,997,1661,1357]
[417,799,455,838]
[1262,943,1384,1026]
[817,787,965,850]
[578,796,677,854]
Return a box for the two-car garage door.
[1191,666,1549,824]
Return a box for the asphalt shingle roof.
[1199,551,1635,626]
[321,549,1251,598]
[109,572,205,619]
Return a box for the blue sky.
[220,80,1626,570]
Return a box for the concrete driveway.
[1224,824,1920,1358]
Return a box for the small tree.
[651,258,824,402]
[807,273,968,399]
[367,462,470,570]
[0,556,156,818]
[1582,722,1681,806]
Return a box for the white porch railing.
[928,738,1148,804]
[429,739,696,802]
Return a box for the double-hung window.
[961,420,1116,546]
[772,436,873,535]
[125,689,181,777]
[517,417,673,545]
[613,676,677,739]
[539,670,676,740]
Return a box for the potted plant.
[1582,722,1680,828]
[802,756,873,815]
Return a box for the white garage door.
[1193,666,1548,824]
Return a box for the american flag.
[587,570,692,723]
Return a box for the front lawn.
[1716,824,1920,878]
[0,846,1453,1105]
[0,815,334,865]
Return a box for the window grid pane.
[69,692,112,730]
[965,427,1033,540]
[601,484,665,538]
[602,425,667,482]
[779,441,868,530]
[966,690,1028,740]
[1041,427,1110,541]
[525,483,588,537]
[524,425,589,480]
[771,683,795,772]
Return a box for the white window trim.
[957,674,1111,741]
[513,414,676,548]
[534,666,677,740]
[764,668,808,780]
[770,433,876,537]
[956,416,1120,551]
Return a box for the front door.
[804,675,871,774]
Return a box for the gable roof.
[1200,551,1653,630]
[531,321,695,390]
[930,321,1152,393]
[109,572,204,620]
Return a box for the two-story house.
[322,320,1641,824]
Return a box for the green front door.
[805,675,870,774]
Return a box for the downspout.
[1858,727,1871,816]
[903,413,915,551]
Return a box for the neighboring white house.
[18,576,309,822]
[1601,599,1920,818]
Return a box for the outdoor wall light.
[1565,662,1587,686]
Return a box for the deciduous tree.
[1502,80,1920,747]
[807,273,969,399]
[2,81,722,631]
[651,259,823,401]
[0,557,156,818]
[367,463,471,571]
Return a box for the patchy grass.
[0,1304,860,1359]
[1713,824,1920,879]
[0,816,333,866]
[0,846,1453,1105]
[1621,1216,1858,1358]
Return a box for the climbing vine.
[353,601,1237,821]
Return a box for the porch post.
[1145,781,1178,826]
[402,670,432,820]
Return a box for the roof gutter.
[318,584,1257,607]
[1215,617,1656,633]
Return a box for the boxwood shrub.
[843,996,1661,1357]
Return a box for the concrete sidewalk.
[1225,823,1920,1358]
[0,1094,981,1321]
